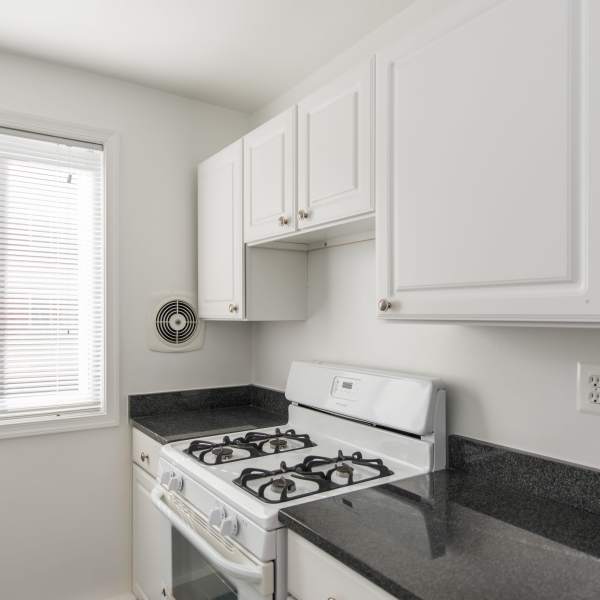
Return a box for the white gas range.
[151,361,446,600]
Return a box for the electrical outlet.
[577,363,600,415]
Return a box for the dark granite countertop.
[280,439,600,600]
[129,384,289,444]
[132,405,288,444]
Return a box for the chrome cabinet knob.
[297,209,309,220]
[278,215,289,226]
[228,303,238,313]
[378,298,392,312]
[140,451,149,463]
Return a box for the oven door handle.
[151,486,263,583]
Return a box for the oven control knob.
[220,516,239,537]
[160,470,174,486]
[209,505,226,528]
[167,474,184,492]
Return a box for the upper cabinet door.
[198,140,244,319]
[297,59,374,229]
[376,0,600,323]
[243,107,296,242]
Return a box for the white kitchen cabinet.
[376,0,600,324]
[198,140,307,321]
[287,531,395,600]
[244,107,297,242]
[133,463,164,600]
[198,139,244,319]
[132,427,161,478]
[297,58,374,230]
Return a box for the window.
[0,121,117,436]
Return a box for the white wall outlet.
[577,363,600,415]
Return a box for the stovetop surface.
[160,405,433,529]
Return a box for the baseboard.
[106,594,136,600]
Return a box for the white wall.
[250,0,600,470]
[0,51,252,600]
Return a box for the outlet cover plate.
[577,362,600,415]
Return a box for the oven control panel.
[331,376,360,401]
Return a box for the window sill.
[0,409,120,440]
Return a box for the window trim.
[0,110,119,439]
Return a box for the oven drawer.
[132,428,162,477]
[287,531,395,600]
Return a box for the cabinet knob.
[378,298,392,312]
[140,452,149,463]
[228,303,238,313]
[278,215,289,226]
[297,209,309,220]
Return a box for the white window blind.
[0,126,105,422]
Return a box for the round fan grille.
[155,299,198,345]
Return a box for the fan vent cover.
[148,294,204,352]
[155,299,198,345]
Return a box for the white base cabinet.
[287,531,395,600]
[132,463,164,600]
[376,0,600,324]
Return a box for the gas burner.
[271,476,296,493]
[233,452,394,504]
[269,438,288,449]
[334,463,354,478]
[234,428,316,454]
[184,436,263,465]
[212,447,234,459]
[300,450,394,486]
[233,461,328,503]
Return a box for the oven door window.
[172,527,237,600]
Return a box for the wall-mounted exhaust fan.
[148,294,205,352]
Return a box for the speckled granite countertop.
[280,438,600,600]
[129,384,289,444]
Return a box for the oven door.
[152,486,274,600]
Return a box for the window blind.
[0,127,105,421]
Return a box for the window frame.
[0,110,119,439]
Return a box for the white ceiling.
[0,0,413,112]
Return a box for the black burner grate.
[183,428,317,465]
[232,451,394,504]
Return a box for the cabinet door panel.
[376,0,600,322]
[133,464,165,600]
[298,59,374,228]
[287,531,395,600]
[244,107,296,242]
[198,140,243,319]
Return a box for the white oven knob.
[160,470,174,486]
[220,516,239,537]
[167,474,184,492]
[208,505,226,528]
